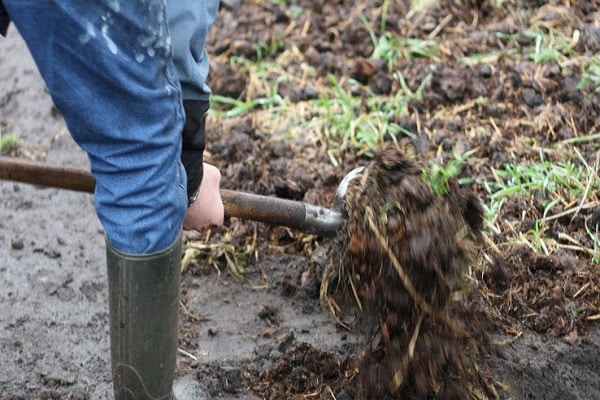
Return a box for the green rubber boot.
[106,233,208,400]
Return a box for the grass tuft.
[0,130,19,154]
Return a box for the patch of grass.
[360,12,439,72]
[485,156,590,213]
[209,57,285,116]
[464,25,576,67]
[422,149,477,195]
[306,72,430,159]
[254,37,285,62]
[525,28,576,64]
[207,0,597,256]
[371,33,440,70]
[584,223,600,264]
[459,49,518,67]
[407,0,437,17]
[578,55,600,92]
[481,149,600,261]
[210,49,431,162]
[211,94,280,118]
[207,6,442,160]
[0,130,19,154]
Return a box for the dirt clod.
[322,146,494,399]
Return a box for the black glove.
[0,2,11,37]
[181,99,210,206]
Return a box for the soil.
[1,1,600,399]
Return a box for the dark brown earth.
[1,0,600,399]
[319,147,494,399]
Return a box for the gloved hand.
[183,163,224,231]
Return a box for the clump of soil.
[320,145,496,399]
[250,341,357,399]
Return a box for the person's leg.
[4,0,188,254]
[3,1,193,398]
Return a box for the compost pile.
[320,145,496,399]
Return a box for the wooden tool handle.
[0,156,96,193]
[221,189,309,231]
[0,156,341,235]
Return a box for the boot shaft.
[106,234,182,400]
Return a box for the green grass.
[509,28,577,64]
[0,130,19,154]
[585,222,600,264]
[211,94,280,118]
[484,154,595,214]
[362,14,440,71]
[305,72,429,157]
[578,55,600,92]
[461,25,578,67]
[422,149,477,196]
[481,149,599,261]
[418,143,599,262]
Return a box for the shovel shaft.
[221,190,342,236]
[0,156,96,193]
[0,156,342,236]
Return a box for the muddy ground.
[1,1,600,399]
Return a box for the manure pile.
[321,145,497,399]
